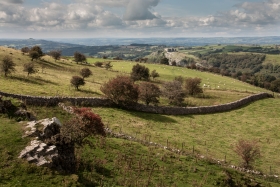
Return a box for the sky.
[0,0,279,38]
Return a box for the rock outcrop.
[19,117,62,168]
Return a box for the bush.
[131,63,150,82]
[234,139,260,169]
[29,46,43,61]
[150,70,159,80]
[139,82,161,105]
[162,80,185,106]
[71,76,85,90]
[105,62,113,70]
[74,52,86,64]
[21,47,30,53]
[1,55,16,77]
[80,68,92,79]
[185,77,203,96]
[23,62,36,76]
[94,62,103,67]
[48,50,61,61]
[160,57,169,65]
[100,75,139,105]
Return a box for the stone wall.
[0,91,273,115]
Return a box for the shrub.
[71,76,85,90]
[150,70,159,80]
[139,82,161,105]
[74,52,86,64]
[100,75,139,105]
[21,47,30,53]
[131,63,150,82]
[80,68,92,79]
[270,79,280,93]
[1,55,16,77]
[23,62,36,76]
[162,80,185,106]
[48,50,61,61]
[234,139,260,169]
[160,57,169,65]
[185,77,203,96]
[94,62,103,67]
[105,62,113,70]
[29,46,43,61]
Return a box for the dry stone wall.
[0,91,272,115]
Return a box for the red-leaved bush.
[73,107,106,137]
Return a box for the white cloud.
[123,0,160,21]
[0,0,279,37]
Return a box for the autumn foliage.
[100,75,139,105]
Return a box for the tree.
[71,76,85,90]
[100,75,139,105]
[185,77,203,96]
[80,68,92,80]
[29,46,43,61]
[21,47,30,53]
[139,82,161,105]
[74,52,86,64]
[150,70,159,80]
[48,50,61,61]
[270,79,280,92]
[130,63,150,82]
[162,80,185,106]
[23,62,36,76]
[29,51,40,61]
[160,57,169,65]
[234,139,260,169]
[1,56,16,77]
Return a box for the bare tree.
[234,139,260,169]
[162,80,185,106]
[139,82,161,105]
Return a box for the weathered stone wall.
[0,91,114,107]
[124,92,273,115]
[0,91,273,115]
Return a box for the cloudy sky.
[0,0,279,38]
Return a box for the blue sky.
[0,0,279,38]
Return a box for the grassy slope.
[1,46,280,186]
[92,96,280,174]
[0,109,279,186]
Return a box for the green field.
[1,46,280,186]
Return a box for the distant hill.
[49,36,280,46]
[0,39,82,54]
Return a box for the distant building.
[165,48,176,52]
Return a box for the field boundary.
[0,91,273,115]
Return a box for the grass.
[91,97,280,175]
[1,46,280,186]
[0,46,269,106]
[0,108,279,186]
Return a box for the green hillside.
[1,46,280,186]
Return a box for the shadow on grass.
[73,89,102,96]
[37,59,65,70]
[10,76,43,85]
[128,110,178,123]
[10,76,59,86]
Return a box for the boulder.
[20,117,62,167]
